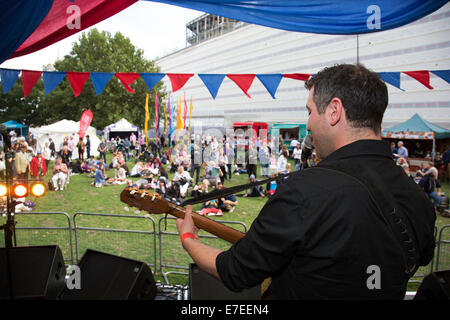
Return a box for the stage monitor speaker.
[414,269,450,300]
[59,249,156,300]
[189,264,261,300]
[0,245,66,300]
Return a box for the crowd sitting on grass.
[2,130,449,218]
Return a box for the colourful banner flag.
[144,93,149,145]
[188,96,193,132]
[177,96,183,130]
[155,90,159,135]
[163,95,168,135]
[78,109,93,139]
[183,92,188,129]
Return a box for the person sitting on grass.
[94,163,107,187]
[241,174,265,198]
[130,161,145,177]
[173,166,193,198]
[200,199,223,217]
[216,181,238,213]
[106,164,131,185]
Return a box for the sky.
[0,1,203,71]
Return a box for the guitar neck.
[166,202,245,244]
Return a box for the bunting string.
[1,68,449,99]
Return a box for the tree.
[0,28,166,130]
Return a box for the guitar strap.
[316,163,419,278]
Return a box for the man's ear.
[327,97,344,126]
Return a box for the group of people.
[391,140,449,215]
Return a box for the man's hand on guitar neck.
[176,205,223,281]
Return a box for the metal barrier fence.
[435,224,450,271]
[408,226,438,283]
[157,215,247,284]
[0,212,74,264]
[1,211,449,287]
[73,212,157,270]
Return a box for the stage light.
[12,183,28,198]
[30,182,46,197]
[0,184,7,197]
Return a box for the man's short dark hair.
[305,64,388,133]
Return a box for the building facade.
[156,3,450,131]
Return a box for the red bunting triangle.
[227,74,255,98]
[166,73,194,92]
[22,70,42,97]
[283,73,311,81]
[66,72,90,97]
[403,71,433,89]
[114,73,140,93]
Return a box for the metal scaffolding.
[186,13,246,47]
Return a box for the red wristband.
[181,232,198,243]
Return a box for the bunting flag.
[66,71,90,97]
[0,68,20,94]
[115,72,140,93]
[227,74,255,98]
[283,73,311,81]
[183,93,188,129]
[188,96,194,132]
[155,90,159,135]
[198,74,226,99]
[21,70,42,97]
[431,70,450,84]
[256,74,283,99]
[176,96,183,130]
[141,73,165,91]
[43,71,65,95]
[91,72,113,95]
[378,72,403,91]
[144,93,149,145]
[403,71,433,90]
[167,73,194,92]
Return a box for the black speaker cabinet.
[414,269,450,300]
[60,249,156,300]
[189,264,261,300]
[0,245,66,299]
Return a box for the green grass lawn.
[2,152,450,291]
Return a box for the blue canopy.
[387,114,450,139]
[1,0,448,64]
[2,120,29,136]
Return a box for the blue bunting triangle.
[0,68,20,93]
[431,70,450,84]
[378,72,404,91]
[90,72,113,95]
[43,71,66,94]
[140,73,165,91]
[198,74,226,99]
[256,74,283,99]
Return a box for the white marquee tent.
[30,119,101,159]
[104,118,139,140]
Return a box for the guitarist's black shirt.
[216,140,436,299]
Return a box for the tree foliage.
[0,28,166,130]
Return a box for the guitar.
[120,187,272,298]
[120,187,245,243]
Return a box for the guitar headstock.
[120,187,173,214]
